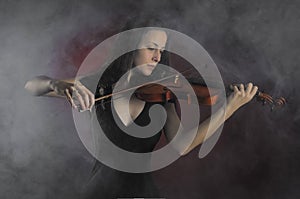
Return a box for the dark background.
[1,0,299,198]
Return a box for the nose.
[152,49,161,63]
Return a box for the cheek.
[134,50,151,66]
[134,53,141,66]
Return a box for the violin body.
[134,82,221,106]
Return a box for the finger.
[86,89,95,109]
[245,83,253,95]
[76,81,95,110]
[233,85,240,94]
[75,82,91,110]
[239,84,245,97]
[72,87,86,110]
[83,91,90,110]
[77,88,90,110]
[65,88,76,108]
[250,86,258,98]
[233,85,238,92]
[233,85,242,98]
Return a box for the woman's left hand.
[226,82,258,117]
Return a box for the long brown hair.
[95,16,171,98]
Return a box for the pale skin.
[24,30,258,155]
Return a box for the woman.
[25,18,258,198]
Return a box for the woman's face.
[134,30,167,76]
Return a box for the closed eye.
[147,47,164,54]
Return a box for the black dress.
[82,96,163,199]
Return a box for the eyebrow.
[150,42,165,50]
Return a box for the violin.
[94,71,286,111]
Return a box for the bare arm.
[24,75,95,111]
[164,83,258,155]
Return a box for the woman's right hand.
[50,79,95,111]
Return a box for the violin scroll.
[228,84,286,111]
